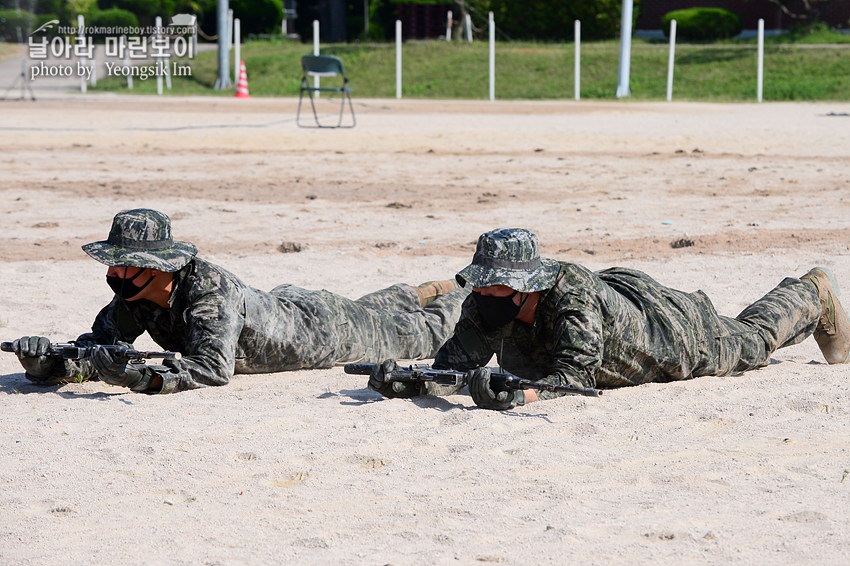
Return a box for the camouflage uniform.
[434,229,821,400]
[45,209,468,393]
[57,258,467,393]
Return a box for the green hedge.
[33,12,60,37]
[230,0,283,35]
[483,0,628,41]
[90,7,139,30]
[105,0,175,27]
[662,8,742,41]
[35,0,64,15]
[0,9,35,40]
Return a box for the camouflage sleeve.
[56,298,146,382]
[433,296,493,371]
[157,284,245,394]
[535,281,604,400]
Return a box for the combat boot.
[415,280,457,307]
[801,267,850,364]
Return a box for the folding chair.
[297,55,356,128]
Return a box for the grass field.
[91,32,850,101]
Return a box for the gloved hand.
[11,336,60,384]
[90,344,154,392]
[368,359,420,398]
[468,367,525,411]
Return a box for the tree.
[761,0,828,26]
[461,0,634,41]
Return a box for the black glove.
[11,336,61,384]
[468,367,525,411]
[368,359,420,399]
[90,345,154,392]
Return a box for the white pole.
[574,20,580,101]
[757,18,764,103]
[465,13,472,42]
[666,19,677,102]
[616,0,633,97]
[156,16,163,95]
[234,18,241,83]
[313,20,320,96]
[165,54,172,89]
[214,0,231,89]
[446,10,452,41]
[227,9,233,50]
[396,19,402,99]
[77,14,86,93]
[123,36,132,89]
[488,12,494,101]
[89,58,96,86]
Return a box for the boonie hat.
[456,228,560,293]
[82,208,197,272]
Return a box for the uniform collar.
[167,259,195,308]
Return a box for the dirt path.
[1,96,849,565]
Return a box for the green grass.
[91,36,850,101]
[741,23,850,45]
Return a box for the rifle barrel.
[343,363,376,375]
[1,341,181,361]
[496,374,602,397]
[132,350,182,361]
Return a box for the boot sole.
[812,267,850,364]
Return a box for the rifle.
[1,342,182,362]
[344,362,602,397]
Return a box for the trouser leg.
[355,284,422,312]
[710,277,820,375]
[338,285,469,362]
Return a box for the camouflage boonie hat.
[456,228,560,293]
[82,209,197,272]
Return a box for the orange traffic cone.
[235,60,250,99]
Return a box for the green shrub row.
[663,8,743,41]
[0,6,139,40]
[0,9,35,40]
[89,7,139,31]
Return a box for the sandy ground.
[1,94,849,565]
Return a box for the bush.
[33,12,60,37]
[89,7,140,30]
[230,0,283,35]
[0,9,35,40]
[105,0,175,27]
[662,8,742,41]
[35,0,64,15]
[356,0,630,43]
[468,0,632,41]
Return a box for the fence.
[306,14,775,103]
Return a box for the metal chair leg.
[343,87,356,128]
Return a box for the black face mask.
[473,290,522,330]
[106,269,155,300]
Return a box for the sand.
[1,94,849,565]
